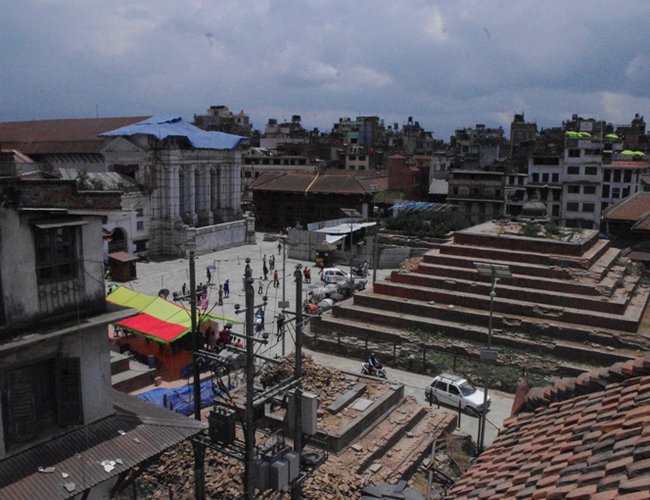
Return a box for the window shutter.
[55,358,83,426]
[5,369,37,442]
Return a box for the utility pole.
[244,258,256,500]
[282,237,287,356]
[372,222,379,285]
[292,266,303,500]
[189,252,205,499]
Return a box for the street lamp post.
[473,261,511,454]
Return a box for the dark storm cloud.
[2,0,650,139]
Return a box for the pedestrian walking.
[263,263,269,280]
[258,279,264,295]
[269,254,275,271]
[223,279,230,298]
[303,266,311,283]
[277,241,282,255]
[182,283,187,296]
[218,284,223,306]
[276,312,285,338]
[273,270,279,288]
[262,254,267,267]
[206,267,212,284]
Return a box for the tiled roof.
[446,355,650,499]
[602,192,650,222]
[0,116,149,155]
[608,161,649,169]
[249,171,375,195]
[632,215,650,233]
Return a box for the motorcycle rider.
[354,261,368,277]
[255,307,265,334]
[368,352,380,375]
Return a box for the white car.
[321,267,351,284]
[320,267,367,290]
[425,373,490,414]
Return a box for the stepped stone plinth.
[311,221,650,369]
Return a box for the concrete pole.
[372,224,379,285]
[189,252,205,500]
[292,266,303,500]
[190,252,200,421]
[244,259,256,500]
[479,271,497,454]
[282,238,287,356]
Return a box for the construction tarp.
[137,381,233,416]
[107,286,239,344]
[100,115,247,150]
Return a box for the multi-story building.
[259,115,309,150]
[510,113,537,147]
[447,168,505,224]
[241,148,317,205]
[387,154,429,201]
[193,104,253,137]
[451,124,509,169]
[249,171,377,230]
[0,159,204,496]
[601,152,650,213]
[101,116,253,257]
[561,134,603,228]
[526,151,564,219]
[428,149,453,203]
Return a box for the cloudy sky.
[3,0,650,140]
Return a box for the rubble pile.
[302,455,366,499]
[134,356,439,499]
[400,257,423,273]
[135,442,244,499]
[260,353,358,407]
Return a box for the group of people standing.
[203,322,244,351]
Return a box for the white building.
[561,136,603,229]
[101,116,255,257]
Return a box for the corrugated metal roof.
[314,222,377,235]
[0,390,206,499]
[58,168,142,192]
[0,117,150,155]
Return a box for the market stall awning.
[117,313,188,343]
[314,222,377,235]
[107,286,239,344]
[325,234,347,244]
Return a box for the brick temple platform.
[311,221,650,369]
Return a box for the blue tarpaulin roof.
[137,380,233,416]
[100,115,247,150]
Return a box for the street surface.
[110,233,513,447]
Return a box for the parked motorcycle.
[361,361,387,378]
[352,262,368,278]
